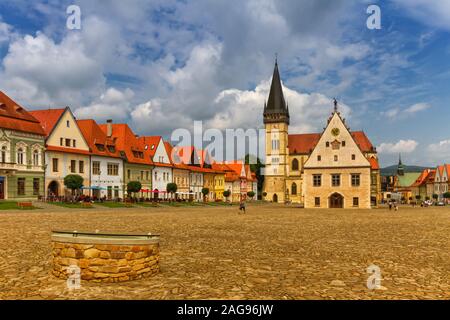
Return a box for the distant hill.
[381,165,431,176]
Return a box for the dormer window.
[107,145,116,153]
[151,145,155,150]
[96,144,105,151]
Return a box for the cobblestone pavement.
[0,203,449,300]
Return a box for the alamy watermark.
[66,5,81,30]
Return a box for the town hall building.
[262,61,381,208]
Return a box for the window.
[107,163,119,176]
[107,145,116,153]
[332,174,341,187]
[33,150,39,166]
[71,160,76,173]
[146,171,149,180]
[141,171,144,180]
[33,178,40,195]
[317,155,321,161]
[73,140,76,148]
[351,174,361,187]
[353,197,359,207]
[272,157,279,164]
[17,178,25,195]
[315,197,320,207]
[272,139,280,150]
[313,174,322,187]
[352,154,356,160]
[92,161,100,175]
[52,158,59,172]
[107,186,112,199]
[17,148,24,165]
[66,120,70,127]
[292,159,299,171]
[326,142,330,147]
[96,144,105,151]
[79,161,84,174]
[65,139,71,147]
[60,138,63,146]
[127,170,131,179]
[291,183,297,195]
[334,155,338,162]
[1,146,6,163]
[114,186,119,198]
[154,171,157,180]
[371,174,377,185]
[342,141,346,147]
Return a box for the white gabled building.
[77,119,124,200]
[138,136,172,200]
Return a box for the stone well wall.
[51,231,160,283]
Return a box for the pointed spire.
[333,98,338,112]
[398,153,402,165]
[263,57,289,125]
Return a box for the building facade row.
[0,92,257,201]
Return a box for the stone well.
[51,230,160,283]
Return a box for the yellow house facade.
[30,107,91,197]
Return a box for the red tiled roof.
[368,157,380,170]
[99,123,153,165]
[77,119,121,158]
[0,91,46,136]
[137,136,161,157]
[411,169,427,187]
[46,145,90,155]
[288,131,375,154]
[425,170,436,184]
[29,108,66,136]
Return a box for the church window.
[313,174,322,187]
[353,197,359,207]
[351,174,360,187]
[334,155,338,162]
[291,183,297,195]
[332,174,341,187]
[292,158,299,171]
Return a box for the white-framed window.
[33,150,39,166]
[17,147,24,165]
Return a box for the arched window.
[1,146,6,163]
[17,148,24,165]
[292,158,299,171]
[291,183,297,195]
[33,150,39,166]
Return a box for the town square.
[0,0,449,304]
[1,203,449,300]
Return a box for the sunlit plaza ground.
[0,202,449,300]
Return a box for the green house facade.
[0,92,46,200]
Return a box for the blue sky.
[0,0,449,167]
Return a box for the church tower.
[263,59,290,203]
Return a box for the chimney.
[106,119,112,137]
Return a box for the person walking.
[239,200,246,214]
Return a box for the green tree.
[167,183,178,201]
[64,174,84,196]
[425,196,430,201]
[247,191,255,200]
[223,190,231,202]
[443,192,450,201]
[415,195,421,201]
[432,194,439,200]
[201,187,209,202]
[245,154,264,199]
[127,181,142,199]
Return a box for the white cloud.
[381,102,431,119]
[75,88,134,122]
[0,32,104,108]
[392,0,450,31]
[377,140,418,154]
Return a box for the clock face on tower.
[331,128,340,137]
